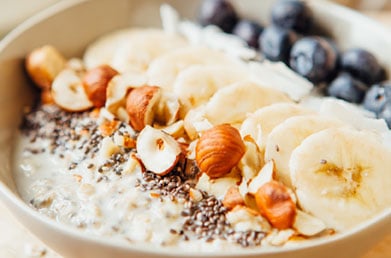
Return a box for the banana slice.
[147,46,243,91]
[290,127,391,231]
[173,65,249,115]
[84,29,188,72]
[265,115,345,187]
[319,98,389,134]
[204,81,291,126]
[84,29,137,69]
[241,103,312,152]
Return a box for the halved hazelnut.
[25,45,66,90]
[82,65,118,108]
[255,180,296,230]
[126,86,161,131]
[136,125,181,175]
[195,124,246,179]
[51,69,93,112]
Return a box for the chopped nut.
[222,185,245,210]
[255,180,296,230]
[99,120,120,137]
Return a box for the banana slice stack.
[26,20,391,241]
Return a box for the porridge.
[13,0,391,253]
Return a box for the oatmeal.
[14,1,391,253]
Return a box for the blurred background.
[333,0,391,9]
[0,0,390,38]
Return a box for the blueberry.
[289,36,338,83]
[363,82,391,114]
[341,48,383,85]
[327,73,367,103]
[379,101,391,128]
[259,25,297,63]
[198,0,238,33]
[233,19,264,49]
[271,0,313,33]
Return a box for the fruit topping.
[233,19,264,49]
[341,48,384,85]
[198,0,238,33]
[260,25,297,63]
[290,36,338,83]
[327,73,368,103]
[271,0,313,33]
[363,82,391,115]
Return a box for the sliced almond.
[226,206,271,232]
[183,105,212,140]
[293,210,327,236]
[157,120,185,138]
[238,137,263,184]
[136,125,181,175]
[51,69,93,112]
[248,161,275,195]
[195,172,240,200]
[155,91,180,126]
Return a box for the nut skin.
[126,86,161,131]
[40,89,55,104]
[25,45,66,90]
[82,65,118,108]
[98,120,120,137]
[195,124,246,179]
[255,180,296,230]
[222,185,245,210]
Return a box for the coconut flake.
[249,60,313,101]
[160,4,179,35]
[319,98,389,134]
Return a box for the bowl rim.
[0,0,390,256]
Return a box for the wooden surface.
[0,8,390,258]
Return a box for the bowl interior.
[0,0,390,257]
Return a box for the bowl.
[0,0,390,257]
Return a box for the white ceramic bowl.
[0,0,390,257]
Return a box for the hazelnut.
[195,124,246,178]
[136,125,181,175]
[51,69,93,112]
[82,65,119,107]
[255,180,296,229]
[126,85,161,131]
[25,45,66,90]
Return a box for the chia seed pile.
[20,104,266,248]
